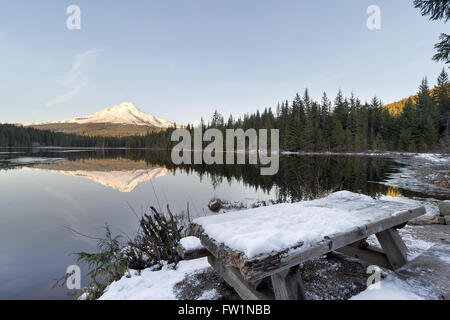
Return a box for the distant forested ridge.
[0,124,177,149]
[27,122,162,137]
[1,70,449,153]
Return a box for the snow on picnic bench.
[193,191,418,259]
[180,236,203,252]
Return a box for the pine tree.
[434,68,450,134]
[334,90,349,129]
[398,128,412,151]
[353,133,362,151]
[330,116,345,151]
[372,132,386,151]
[320,92,330,129]
[285,116,302,151]
[416,77,439,128]
[424,115,439,146]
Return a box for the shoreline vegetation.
[1,145,449,156]
[0,146,450,156]
[63,205,186,300]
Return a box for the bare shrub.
[126,205,183,270]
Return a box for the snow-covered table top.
[192,191,424,260]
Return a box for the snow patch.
[415,153,450,163]
[99,258,211,300]
[351,278,424,300]
[197,289,219,300]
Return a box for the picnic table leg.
[207,255,273,300]
[271,266,307,300]
[336,241,393,270]
[376,227,408,270]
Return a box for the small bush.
[126,205,183,270]
[63,205,184,300]
[73,224,129,300]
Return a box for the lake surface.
[0,148,431,299]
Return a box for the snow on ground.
[180,236,203,251]
[352,239,450,300]
[351,278,424,300]
[0,151,25,154]
[197,289,220,300]
[382,165,450,198]
[415,153,450,163]
[193,191,418,259]
[99,258,215,300]
[380,152,450,199]
[398,228,435,259]
[281,151,300,155]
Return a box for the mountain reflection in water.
[27,159,171,192]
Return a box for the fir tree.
[434,68,450,134]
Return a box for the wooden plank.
[207,255,274,300]
[245,240,332,281]
[192,206,426,282]
[376,228,408,270]
[176,243,210,261]
[336,245,393,270]
[271,266,306,300]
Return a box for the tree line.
[197,70,449,153]
[1,70,449,153]
[0,123,178,149]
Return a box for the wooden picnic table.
[189,191,426,300]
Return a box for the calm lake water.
[0,148,428,299]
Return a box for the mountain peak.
[111,102,140,111]
[48,103,176,128]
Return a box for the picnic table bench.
[186,191,426,300]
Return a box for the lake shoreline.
[3,145,450,155]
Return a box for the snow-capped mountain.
[54,102,174,128]
[24,102,175,128]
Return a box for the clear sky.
[0,0,447,125]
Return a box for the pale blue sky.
[0,0,447,125]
